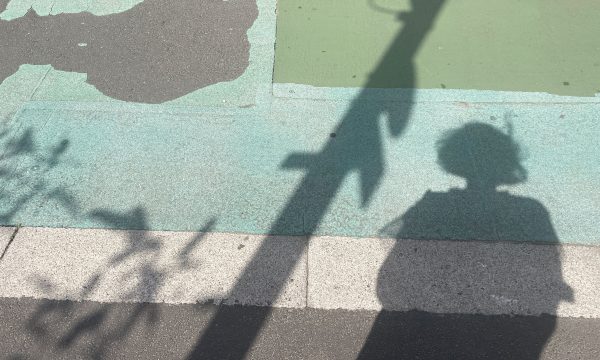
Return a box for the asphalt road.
[1,297,599,360]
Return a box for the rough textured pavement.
[1,227,599,318]
[1,298,599,360]
[0,0,258,103]
[1,0,599,358]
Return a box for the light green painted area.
[0,0,145,20]
[0,65,50,124]
[274,0,600,96]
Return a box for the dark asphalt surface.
[0,0,257,103]
[0,298,598,360]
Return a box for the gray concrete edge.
[0,226,598,318]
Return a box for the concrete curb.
[0,227,598,318]
[308,236,599,317]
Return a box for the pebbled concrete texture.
[0,0,258,104]
[307,236,600,318]
[1,227,599,318]
[0,226,15,256]
[0,227,307,307]
[0,98,598,244]
[0,104,306,235]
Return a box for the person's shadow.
[359,122,573,359]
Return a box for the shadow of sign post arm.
[186,1,447,358]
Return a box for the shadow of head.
[378,121,563,243]
[437,122,526,190]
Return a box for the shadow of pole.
[187,1,446,358]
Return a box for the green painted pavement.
[274,0,600,96]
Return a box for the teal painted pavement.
[1,97,599,244]
[1,0,599,245]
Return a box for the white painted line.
[1,227,598,318]
[273,83,600,103]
